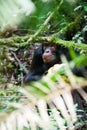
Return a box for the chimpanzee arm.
[23,46,47,83]
[30,46,44,72]
[23,73,41,83]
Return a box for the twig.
[11,51,28,74]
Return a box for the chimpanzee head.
[42,43,59,67]
[42,43,71,67]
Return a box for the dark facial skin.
[42,46,56,63]
[42,45,58,68]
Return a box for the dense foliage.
[0,0,87,130]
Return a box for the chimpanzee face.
[42,45,57,64]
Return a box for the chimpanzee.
[23,43,87,125]
[23,43,87,83]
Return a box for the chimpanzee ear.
[50,45,57,52]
